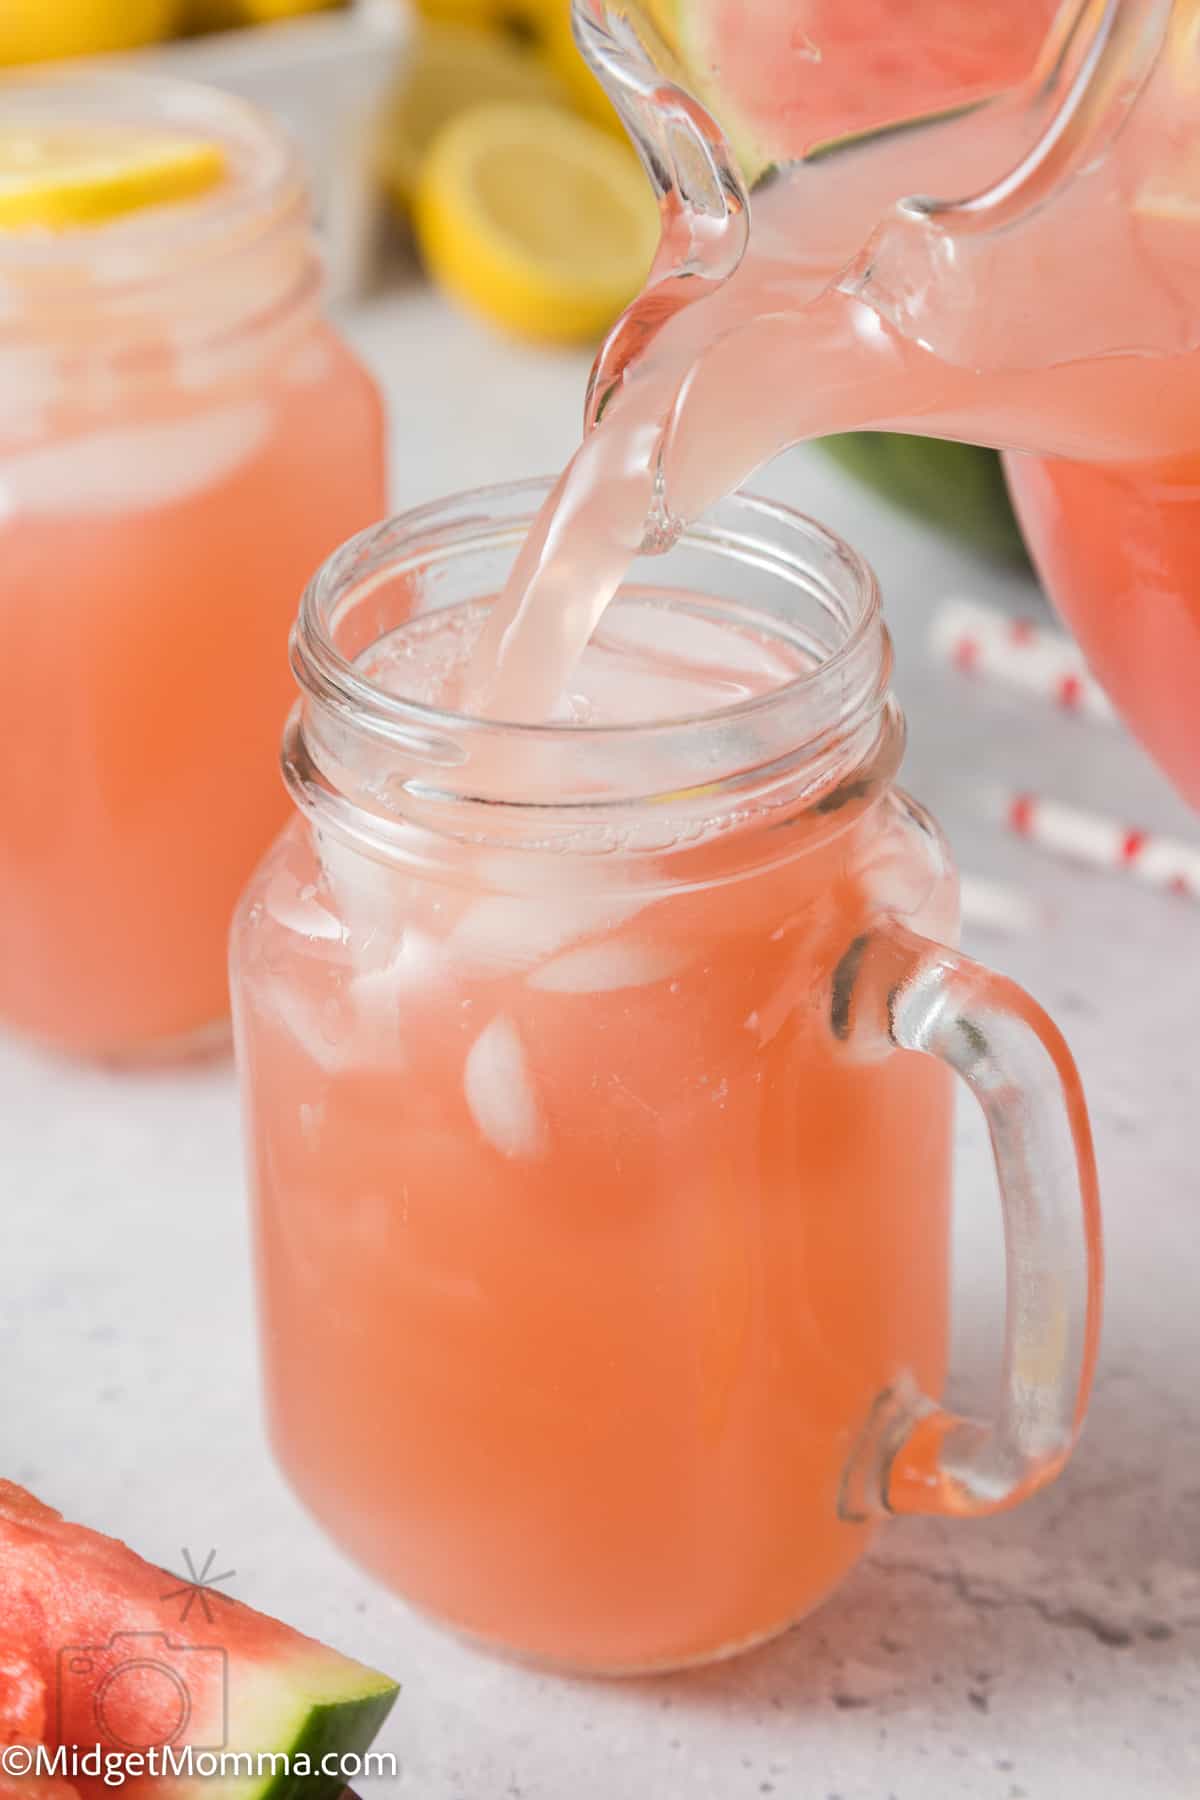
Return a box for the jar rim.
[294,475,886,738]
[289,478,895,830]
[0,70,315,405]
[0,70,306,294]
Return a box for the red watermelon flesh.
[0,1771,81,1800]
[0,1641,47,1744]
[0,1484,397,1800]
[0,1642,81,1800]
[698,0,1063,160]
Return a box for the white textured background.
[3,277,1198,1798]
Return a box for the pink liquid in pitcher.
[1005,446,1200,808]
[467,35,1200,807]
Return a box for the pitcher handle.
[836,922,1102,1523]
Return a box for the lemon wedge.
[0,127,227,231]
[380,22,567,215]
[414,101,659,344]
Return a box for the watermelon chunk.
[645,0,1060,179]
[0,1484,397,1800]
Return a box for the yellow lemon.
[535,0,623,133]
[409,0,622,132]
[410,0,536,30]
[380,22,566,214]
[186,0,343,28]
[0,125,226,230]
[0,0,183,63]
[414,100,659,343]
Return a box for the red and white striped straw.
[997,788,1200,901]
[931,598,1116,724]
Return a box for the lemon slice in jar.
[0,126,227,231]
[414,101,659,344]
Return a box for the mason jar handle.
[836,923,1102,1523]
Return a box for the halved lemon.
[537,0,623,134]
[379,22,567,215]
[408,0,622,132]
[0,126,227,231]
[414,100,659,343]
[410,0,535,29]
[0,0,182,65]
[186,0,343,28]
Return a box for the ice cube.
[529,941,688,994]
[0,404,271,517]
[348,928,443,1057]
[317,829,406,953]
[593,600,806,688]
[449,891,648,976]
[263,870,344,944]
[259,981,348,1075]
[463,1016,546,1159]
[568,647,741,722]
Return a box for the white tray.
[105,0,410,301]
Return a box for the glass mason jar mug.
[0,73,386,1060]
[232,481,1101,1675]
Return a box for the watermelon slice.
[0,1484,397,1800]
[639,0,1061,181]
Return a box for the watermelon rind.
[817,432,1030,566]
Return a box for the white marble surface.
[4,274,1200,1799]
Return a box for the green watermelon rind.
[796,94,996,170]
[69,1626,401,1800]
[817,432,1030,565]
[44,1637,399,1800]
[248,1681,398,1800]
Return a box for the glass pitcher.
[232,480,1100,1674]
[568,0,1200,806]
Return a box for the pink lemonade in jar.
[233,486,1099,1673]
[241,809,954,1671]
[228,0,1113,1676]
[0,77,385,1058]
